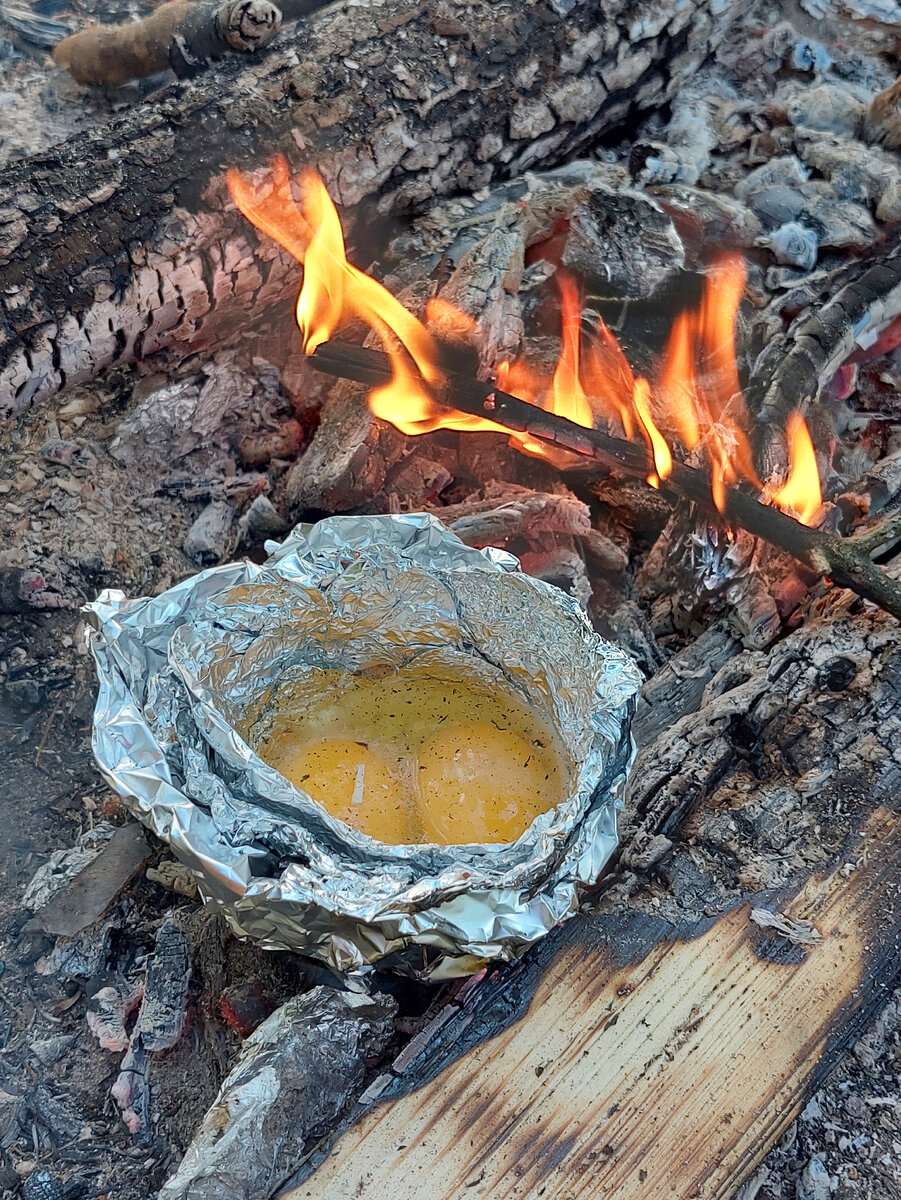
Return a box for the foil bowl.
[86,513,641,977]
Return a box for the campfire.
[229,159,901,620]
[2,1,901,1199]
[229,159,820,519]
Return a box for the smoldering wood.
[634,511,799,651]
[748,247,901,456]
[132,917,190,1053]
[309,339,901,620]
[0,0,750,420]
[0,564,65,612]
[51,0,286,87]
[283,197,534,515]
[519,537,593,608]
[579,526,630,575]
[284,609,901,1200]
[433,485,592,547]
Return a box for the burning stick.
[52,0,291,86]
[310,340,901,622]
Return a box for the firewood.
[749,247,901,470]
[283,609,901,1200]
[131,917,190,1052]
[435,485,593,548]
[52,0,284,87]
[309,339,901,621]
[0,0,752,419]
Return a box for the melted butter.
[253,667,566,846]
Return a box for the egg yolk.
[417,722,560,844]
[270,737,419,843]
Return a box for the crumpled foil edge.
[86,514,641,977]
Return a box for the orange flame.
[582,316,636,437]
[657,312,700,452]
[632,377,672,488]
[548,272,593,429]
[770,413,822,524]
[227,160,824,528]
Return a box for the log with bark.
[52,0,287,86]
[283,607,901,1200]
[0,0,749,420]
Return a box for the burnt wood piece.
[633,622,740,745]
[309,340,901,619]
[0,0,748,419]
[438,488,592,546]
[132,916,190,1052]
[286,610,901,1200]
[748,246,901,454]
[26,822,150,938]
[52,0,287,86]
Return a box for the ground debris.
[146,860,199,900]
[237,494,289,545]
[0,564,67,613]
[749,907,823,945]
[86,977,142,1052]
[796,1155,833,1200]
[183,499,238,565]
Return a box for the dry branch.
[0,0,750,419]
[52,0,284,86]
[310,339,901,621]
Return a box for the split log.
[0,0,749,420]
[285,608,901,1200]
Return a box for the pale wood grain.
[289,807,901,1200]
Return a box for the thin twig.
[310,340,901,621]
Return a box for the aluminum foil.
[86,513,641,976]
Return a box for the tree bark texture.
[0,0,749,420]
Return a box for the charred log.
[748,246,901,462]
[0,0,749,420]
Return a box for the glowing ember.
[227,158,823,526]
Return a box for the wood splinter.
[310,340,901,623]
[52,0,283,86]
